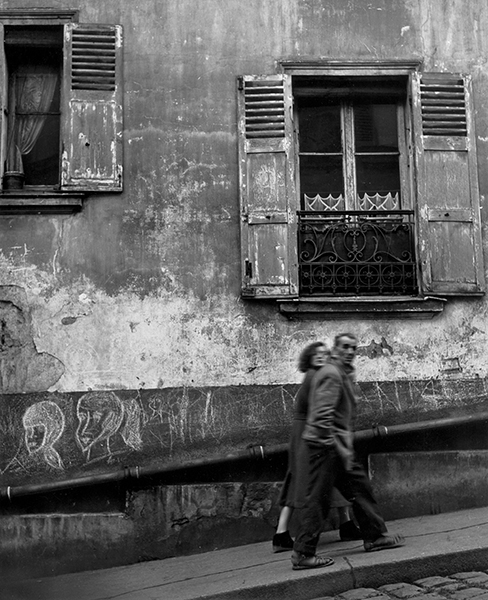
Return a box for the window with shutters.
[237,65,485,316]
[0,11,123,214]
[295,76,416,297]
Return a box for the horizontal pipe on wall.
[2,411,488,502]
[0,446,269,501]
[353,411,488,442]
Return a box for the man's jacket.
[302,355,358,469]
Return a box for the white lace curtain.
[6,65,58,174]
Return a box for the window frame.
[4,25,63,188]
[295,92,411,213]
[287,62,417,218]
[292,73,418,299]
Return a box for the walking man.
[291,332,405,570]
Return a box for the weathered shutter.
[0,24,6,191]
[61,23,123,192]
[412,72,484,295]
[237,74,298,298]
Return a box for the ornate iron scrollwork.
[298,211,418,296]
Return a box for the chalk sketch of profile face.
[22,401,65,470]
[76,391,124,462]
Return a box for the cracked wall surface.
[1,0,488,486]
[0,287,64,393]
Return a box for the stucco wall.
[1,0,488,485]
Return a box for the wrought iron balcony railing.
[298,210,418,296]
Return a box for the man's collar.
[329,354,355,374]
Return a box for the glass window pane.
[354,104,398,152]
[6,46,61,187]
[299,101,342,153]
[22,114,60,185]
[300,155,344,206]
[355,155,400,197]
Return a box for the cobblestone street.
[313,572,488,600]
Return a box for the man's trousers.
[293,441,388,556]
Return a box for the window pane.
[6,46,61,186]
[22,113,60,185]
[300,155,344,209]
[298,102,342,153]
[356,155,400,197]
[354,104,398,152]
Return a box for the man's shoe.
[339,520,362,541]
[364,533,405,552]
[291,551,334,570]
[272,531,294,553]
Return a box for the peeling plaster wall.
[1,0,488,484]
[0,287,64,392]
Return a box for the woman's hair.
[298,341,326,373]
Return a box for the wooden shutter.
[412,72,484,295]
[237,74,298,298]
[0,24,6,191]
[61,23,123,192]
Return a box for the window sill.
[279,296,447,320]
[0,191,84,214]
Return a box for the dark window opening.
[4,27,62,188]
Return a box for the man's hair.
[298,341,326,373]
[333,332,358,347]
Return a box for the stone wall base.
[4,452,488,580]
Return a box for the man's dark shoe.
[364,533,405,552]
[291,551,334,570]
[272,531,294,553]
[339,520,362,541]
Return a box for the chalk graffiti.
[2,376,487,486]
[1,400,66,474]
[76,391,143,463]
[23,401,65,470]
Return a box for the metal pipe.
[2,411,488,501]
[0,445,268,501]
[353,411,488,442]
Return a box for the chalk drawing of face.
[25,423,45,453]
[76,391,124,462]
[22,401,65,470]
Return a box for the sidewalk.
[4,506,488,600]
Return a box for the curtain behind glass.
[6,64,58,174]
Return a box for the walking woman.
[273,341,360,552]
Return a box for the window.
[4,27,62,188]
[237,65,485,312]
[296,78,408,213]
[295,77,416,296]
[0,12,123,211]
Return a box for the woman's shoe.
[272,531,294,553]
[339,520,362,541]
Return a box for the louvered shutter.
[412,72,484,295]
[237,74,298,298]
[61,23,123,192]
[0,24,6,191]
